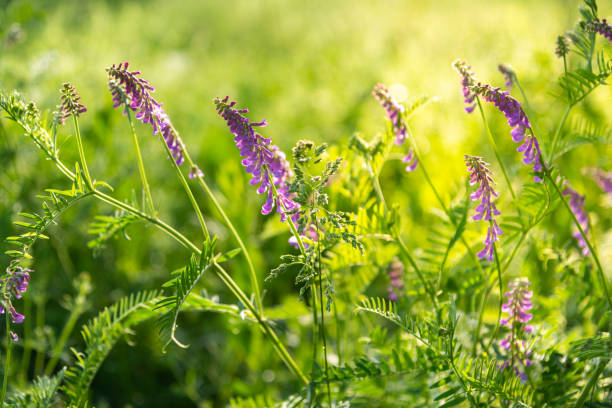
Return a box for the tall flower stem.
[126,109,156,215]
[72,116,94,191]
[475,97,518,205]
[49,153,307,384]
[366,162,439,315]
[549,106,571,161]
[0,316,11,406]
[544,166,612,309]
[155,121,209,241]
[213,262,308,385]
[316,219,332,406]
[178,138,262,313]
[406,125,485,280]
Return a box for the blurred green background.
[1,0,611,406]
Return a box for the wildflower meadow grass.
[1,0,612,406]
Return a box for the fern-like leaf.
[8,368,66,408]
[62,290,161,406]
[155,237,216,350]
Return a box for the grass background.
[1,0,611,406]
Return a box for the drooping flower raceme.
[592,168,612,194]
[586,18,612,45]
[499,277,534,382]
[498,64,514,89]
[454,60,545,182]
[465,155,502,261]
[562,186,590,256]
[58,82,87,124]
[214,96,299,224]
[0,265,32,340]
[372,83,417,172]
[106,62,185,167]
[387,258,404,301]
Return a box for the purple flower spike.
[373,83,407,145]
[387,258,404,301]
[498,64,515,89]
[454,60,545,182]
[586,18,612,45]
[214,97,299,224]
[58,82,87,124]
[499,277,534,382]
[402,148,418,172]
[452,60,477,113]
[465,155,502,261]
[591,168,612,194]
[106,62,185,166]
[562,186,590,256]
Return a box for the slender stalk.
[126,109,156,215]
[72,116,94,191]
[316,221,332,406]
[214,262,308,385]
[549,106,571,162]
[188,166,262,313]
[544,167,612,309]
[513,76,533,115]
[573,360,607,408]
[475,97,517,204]
[18,294,32,385]
[156,124,209,241]
[485,228,504,352]
[366,161,439,313]
[0,316,11,406]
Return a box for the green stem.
[18,294,32,385]
[485,230,504,353]
[549,105,571,162]
[544,167,612,310]
[513,76,533,115]
[214,262,308,385]
[72,116,94,191]
[316,221,332,406]
[573,360,607,408]
[126,109,156,215]
[189,168,262,313]
[0,315,11,406]
[156,123,209,241]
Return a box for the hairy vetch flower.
[591,168,612,194]
[0,265,32,338]
[373,83,407,144]
[499,277,534,382]
[387,258,404,301]
[215,96,299,223]
[58,82,86,124]
[402,148,418,172]
[585,18,612,45]
[106,62,185,165]
[454,60,545,181]
[452,60,477,113]
[562,186,590,256]
[555,35,571,58]
[498,64,514,89]
[465,155,502,261]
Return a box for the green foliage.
[8,369,65,408]
[62,290,161,406]
[155,238,217,350]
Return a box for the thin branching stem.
[0,315,11,406]
[573,359,608,408]
[316,219,332,407]
[549,105,571,162]
[72,116,94,191]
[126,108,156,215]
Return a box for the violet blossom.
[454,60,545,182]
[373,83,418,172]
[58,82,86,124]
[591,168,612,194]
[106,62,185,166]
[499,277,534,382]
[465,155,502,261]
[498,64,514,89]
[585,18,612,45]
[0,265,32,340]
[214,96,299,224]
[387,258,404,301]
[562,186,590,256]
